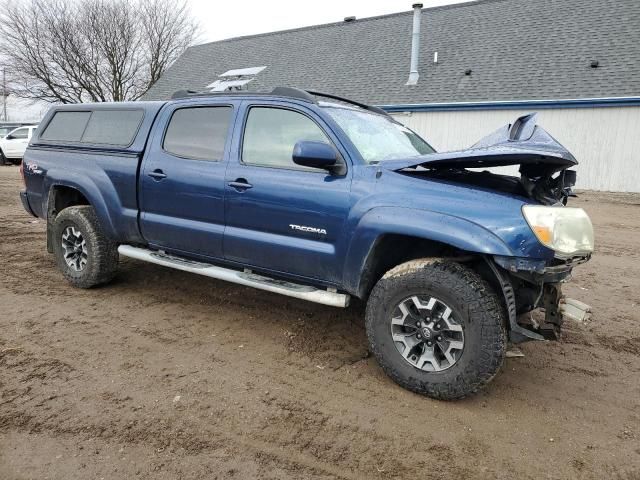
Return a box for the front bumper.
[493,254,590,283]
[488,255,591,343]
[20,191,37,217]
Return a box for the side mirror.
[292,141,344,174]
[5,135,13,140]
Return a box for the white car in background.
[0,125,38,165]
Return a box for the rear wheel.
[365,259,506,400]
[52,206,119,288]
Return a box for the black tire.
[0,150,7,166]
[52,205,119,288]
[365,259,506,400]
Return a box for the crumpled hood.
[381,113,577,176]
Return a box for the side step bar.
[117,245,350,308]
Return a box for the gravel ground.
[0,165,639,479]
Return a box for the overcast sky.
[189,0,471,44]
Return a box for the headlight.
[522,205,594,257]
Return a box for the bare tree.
[0,0,199,103]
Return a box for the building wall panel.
[391,107,640,192]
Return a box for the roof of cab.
[51,101,166,112]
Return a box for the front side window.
[163,106,232,161]
[242,107,331,170]
[9,128,29,139]
[325,107,434,163]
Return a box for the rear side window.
[163,106,232,161]
[40,109,143,146]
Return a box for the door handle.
[148,169,167,180]
[228,178,253,191]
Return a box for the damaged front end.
[383,113,578,206]
[486,255,591,343]
[385,113,594,342]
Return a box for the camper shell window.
[40,109,144,147]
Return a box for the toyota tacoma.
[19,87,594,399]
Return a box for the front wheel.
[365,259,506,400]
[52,206,119,288]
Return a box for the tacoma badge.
[289,224,327,235]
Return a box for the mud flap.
[46,221,54,254]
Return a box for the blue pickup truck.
[19,87,593,399]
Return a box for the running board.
[117,245,350,308]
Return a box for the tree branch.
[0,0,198,103]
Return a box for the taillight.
[19,161,25,186]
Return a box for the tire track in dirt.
[1,167,640,479]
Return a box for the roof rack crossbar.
[305,90,390,117]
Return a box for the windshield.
[325,107,435,163]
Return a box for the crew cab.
[19,87,594,400]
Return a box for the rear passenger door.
[139,100,238,259]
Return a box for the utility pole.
[2,68,6,122]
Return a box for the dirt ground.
[0,165,638,480]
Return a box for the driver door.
[223,102,353,284]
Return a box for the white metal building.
[387,100,640,192]
[145,0,640,192]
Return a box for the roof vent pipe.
[406,3,423,86]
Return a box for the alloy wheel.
[61,226,88,272]
[390,295,465,372]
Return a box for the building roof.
[144,0,640,106]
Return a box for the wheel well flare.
[48,186,90,219]
[358,234,471,298]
